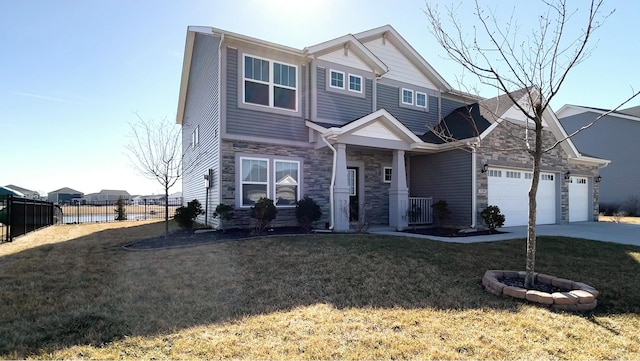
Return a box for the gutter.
[321,135,337,230]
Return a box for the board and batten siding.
[561,112,640,207]
[376,83,439,134]
[181,32,222,226]
[225,48,308,143]
[410,150,473,226]
[316,67,373,124]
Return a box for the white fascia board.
[305,120,329,133]
[543,106,580,158]
[569,155,611,167]
[339,109,423,143]
[207,26,304,56]
[355,25,452,92]
[176,29,197,125]
[305,34,387,75]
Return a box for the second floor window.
[244,55,297,111]
[330,70,345,89]
[402,89,413,105]
[349,74,362,93]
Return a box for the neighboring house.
[558,105,640,214]
[176,25,606,230]
[167,192,183,205]
[4,185,40,199]
[82,190,131,204]
[48,187,84,205]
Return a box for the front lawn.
[1,221,639,359]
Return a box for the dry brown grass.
[1,221,639,360]
[599,215,640,225]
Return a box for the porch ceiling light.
[481,164,489,173]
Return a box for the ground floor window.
[239,156,301,207]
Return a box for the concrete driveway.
[372,222,640,246]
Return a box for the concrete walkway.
[370,222,640,246]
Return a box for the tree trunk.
[525,115,544,288]
[164,184,169,237]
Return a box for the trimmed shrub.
[481,205,506,232]
[174,199,204,229]
[431,200,451,228]
[296,196,322,232]
[250,197,277,235]
[213,203,234,231]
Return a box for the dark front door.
[348,167,359,222]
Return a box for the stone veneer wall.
[476,121,600,224]
[220,140,393,229]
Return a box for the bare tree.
[126,114,181,236]
[425,0,639,288]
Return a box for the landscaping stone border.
[482,270,599,312]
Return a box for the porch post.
[333,143,350,232]
[389,149,409,231]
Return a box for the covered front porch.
[307,109,439,231]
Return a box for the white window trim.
[329,69,345,90]
[191,125,199,149]
[240,157,269,208]
[401,88,414,105]
[348,73,363,93]
[242,53,298,112]
[383,166,392,183]
[416,91,427,108]
[347,168,357,196]
[273,159,301,208]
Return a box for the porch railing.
[408,197,433,225]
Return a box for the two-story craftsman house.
[176,25,606,231]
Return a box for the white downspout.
[321,135,336,230]
[470,143,477,229]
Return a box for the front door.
[347,167,359,222]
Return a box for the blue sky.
[1,0,638,196]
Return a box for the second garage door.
[569,176,589,222]
[487,168,557,227]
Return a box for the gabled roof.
[304,34,387,75]
[4,184,36,194]
[50,187,83,195]
[557,104,640,123]
[97,189,131,196]
[354,25,452,92]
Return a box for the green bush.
[174,199,204,229]
[250,197,277,234]
[431,200,451,229]
[213,203,234,231]
[114,196,127,221]
[480,205,505,232]
[296,196,322,232]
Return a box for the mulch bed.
[500,277,568,294]
[404,227,506,237]
[123,226,308,250]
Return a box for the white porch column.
[389,149,409,231]
[333,143,350,232]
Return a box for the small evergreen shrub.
[296,196,322,232]
[431,200,451,229]
[407,204,422,230]
[114,196,127,221]
[250,197,277,234]
[174,199,204,229]
[480,205,505,232]
[213,203,234,231]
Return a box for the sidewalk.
[369,222,640,246]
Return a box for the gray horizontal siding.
[376,83,438,134]
[182,32,222,226]
[561,112,640,206]
[316,68,373,123]
[441,97,467,118]
[410,150,473,226]
[226,48,308,142]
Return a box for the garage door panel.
[569,176,589,222]
[488,168,556,227]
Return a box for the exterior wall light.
[565,171,571,180]
[481,164,489,173]
[596,175,602,183]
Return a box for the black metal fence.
[58,199,181,224]
[1,196,60,242]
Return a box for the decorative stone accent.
[482,270,599,312]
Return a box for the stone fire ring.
[482,270,599,312]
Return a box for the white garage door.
[487,168,556,227]
[569,176,589,222]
